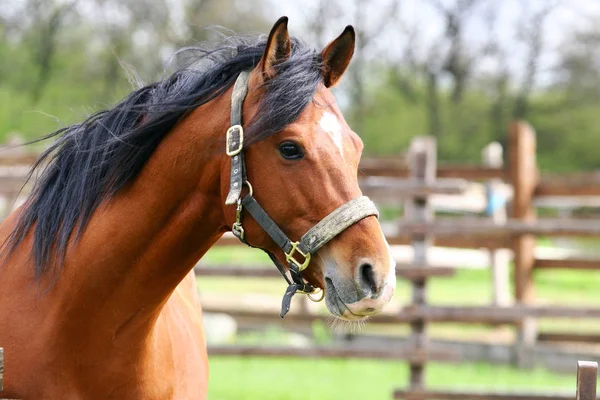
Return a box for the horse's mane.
[3,34,323,279]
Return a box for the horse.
[0,17,396,399]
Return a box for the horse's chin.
[323,280,371,322]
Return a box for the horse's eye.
[278,141,304,160]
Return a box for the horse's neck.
[41,98,230,345]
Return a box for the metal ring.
[244,180,253,196]
[307,287,325,302]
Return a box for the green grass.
[201,244,598,400]
[207,357,576,400]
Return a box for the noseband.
[224,71,379,317]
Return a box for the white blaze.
[319,111,344,157]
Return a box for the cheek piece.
[224,71,379,318]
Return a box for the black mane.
[3,35,323,279]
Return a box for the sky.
[264,0,600,87]
[4,0,600,88]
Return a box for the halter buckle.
[226,125,244,156]
[232,199,245,240]
[285,242,311,271]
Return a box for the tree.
[512,0,557,119]
[22,0,76,102]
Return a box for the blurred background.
[2,0,600,171]
[3,0,600,399]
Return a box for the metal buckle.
[232,198,245,240]
[230,181,253,241]
[285,242,311,271]
[226,125,244,156]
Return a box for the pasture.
[208,358,575,400]
[200,245,600,399]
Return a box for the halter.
[224,71,380,317]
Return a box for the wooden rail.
[394,218,600,237]
[207,345,457,363]
[194,264,457,280]
[534,257,600,270]
[360,176,469,197]
[538,332,600,343]
[202,306,600,325]
[537,173,600,197]
[358,162,505,181]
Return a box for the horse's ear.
[260,16,291,80]
[321,26,355,88]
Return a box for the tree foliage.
[1,0,600,172]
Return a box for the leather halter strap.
[225,70,250,205]
[223,71,379,317]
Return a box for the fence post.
[0,347,3,392]
[406,136,436,390]
[482,142,510,307]
[508,121,538,368]
[576,361,598,400]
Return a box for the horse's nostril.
[358,262,379,296]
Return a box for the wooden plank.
[207,345,457,363]
[535,257,600,270]
[537,184,600,197]
[576,361,598,400]
[358,163,505,181]
[538,332,600,343]
[406,306,600,321]
[360,176,469,198]
[203,306,600,325]
[394,218,600,237]
[394,389,574,400]
[194,265,456,280]
[408,236,509,249]
[537,171,600,197]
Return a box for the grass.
[207,357,577,400]
[200,244,599,399]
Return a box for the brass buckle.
[230,181,252,241]
[226,125,244,156]
[285,242,311,271]
[232,199,245,240]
